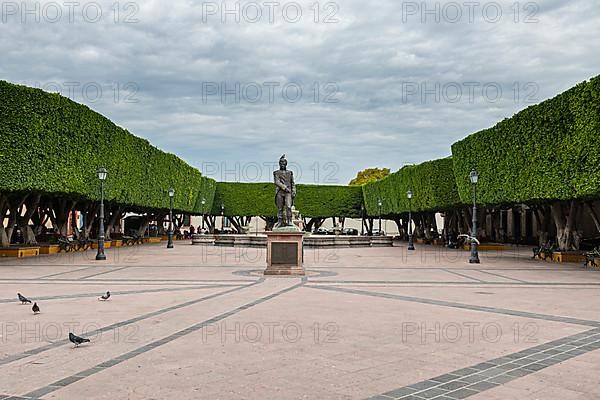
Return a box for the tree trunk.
[230,216,251,233]
[48,198,76,238]
[136,213,163,237]
[533,205,551,246]
[551,200,579,251]
[413,214,424,238]
[80,203,100,239]
[105,206,125,240]
[393,217,403,238]
[5,194,28,245]
[17,193,41,245]
[31,202,51,236]
[585,201,600,234]
[204,215,216,232]
[366,218,374,235]
[460,208,471,234]
[304,218,324,232]
[260,216,277,231]
[0,194,10,247]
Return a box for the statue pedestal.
[264,231,305,276]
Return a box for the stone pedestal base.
[264,231,305,276]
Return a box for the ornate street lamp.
[96,167,107,261]
[360,203,365,236]
[407,190,415,251]
[167,188,175,249]
[201,198,206,232]
[221,203,225,231]
[469,170,480,264]
[377,198,383,235]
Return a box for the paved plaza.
[1,243,599,399]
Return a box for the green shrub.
[0,81,215,213]
[451,75,600,206]
[362,158,462,216]
[210,182,363,218]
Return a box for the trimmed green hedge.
[0,81,214,213]
[211,182,363,218]
[362,158,462,216]
[298,184,363,218]
[451,75,600,205]
[4,75,599,220]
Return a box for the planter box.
[587,258,600,268]
[112,240,123,248]
[91,241,112,249]
[39,244,60,255]
[552,252,586,264]
[479,244,506,251]
[161,235,169,240]
[433,238,445,246]
[416,238,425,245]
[463,243,506,251]
[0,247,40,258]
[144,237,162,244]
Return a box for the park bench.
[122,235,143,246]
[584,247,600,268]
[532,241,555,261]
[58,237,76,253]
[75,237,93,251]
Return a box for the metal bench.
[584,247,600,268]
[532,241,555,261]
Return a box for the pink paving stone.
[0,243,598,399]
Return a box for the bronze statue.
[274,154,296,228]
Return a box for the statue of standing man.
[274,154,296,228]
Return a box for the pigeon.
[99,291,111,301]
[69,332,90,347]
[18,293,32,304]
[32,302,40,314]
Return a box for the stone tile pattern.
[0,283,257,367]
[19,280,302,400]
[369,328,600,400]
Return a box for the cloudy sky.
[1,0,599,184]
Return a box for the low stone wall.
[192,234,392,248]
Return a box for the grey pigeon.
[69,332,90,347]
[18,293,32,304]
[99,291,111,301]
[32,302,40,314]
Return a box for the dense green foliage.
[297,184,363,218]
[349,168,390,186]
[451,75,600,205]
[3,75,599,221]
[0,81,214,213]
[194,177,218,214]
[211,182,363,218]
[362,158,462,216]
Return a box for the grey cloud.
[1,0,598,184]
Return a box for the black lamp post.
[96,167,107,261]
[360,203,365,236]
[167,188,175,249]
[221,203,224,231]
[469,170,480,264]
[407,190,415,251]
[377,198,383,235]
[201,198,206,232]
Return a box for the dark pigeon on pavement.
[18,293,32,304]
[69,332,90,347]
